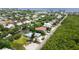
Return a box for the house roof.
[17,22,22,25]
[25,32,33,38]
[35,27,47,31]
[34,33,41,37]
[57,15,62,19]
[23,20,31,24]
[44,23,52,28]
[4,24,15,28]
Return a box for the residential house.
[4,24,15,29]
[55,13,59,16]
[41,15,45,17]
[16,22,23,26]
[4,19,13,24]
[25,16,30,19]
[34,33,41,37]
[32,14,37,18]
[0,20,5,25]
[35,11,48,14]
[25,32,33,38]
[35,26,47,31]
[43,22,52,28]
[14,20,17,23]
[57,14,62,19]
[23,20,31,24]
[35,27,47,35]
[6,34,12,38]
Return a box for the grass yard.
[42,15,79,50]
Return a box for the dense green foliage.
[11,35,28,50]
[42,15,79,50]
[0,39,12,49]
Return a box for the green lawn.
[42,15,79,50]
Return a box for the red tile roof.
[35,27,47,31]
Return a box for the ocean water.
[18,8,79,12]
